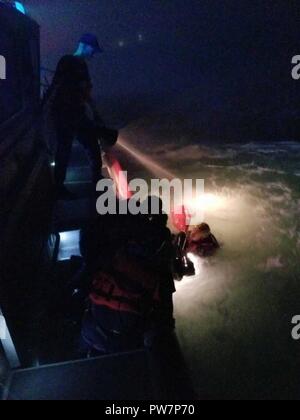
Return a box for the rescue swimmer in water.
[186,223,220,257]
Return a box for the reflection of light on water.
[197,193,226,211]
[133,140,300,397]
[187,192,228,219]
[186,190,248,228]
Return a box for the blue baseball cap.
[79,33,103,53]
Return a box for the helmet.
[198,223,211,233]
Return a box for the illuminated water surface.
[134,140,300,399]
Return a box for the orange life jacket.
[90,255,161,316]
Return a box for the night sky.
[25,0,300,141]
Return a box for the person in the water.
[187,223,220,257]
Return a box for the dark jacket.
[43,55,91,117]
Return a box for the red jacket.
[187,234,220,257]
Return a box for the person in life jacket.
[187,223,220,257]
[80,207,175,355]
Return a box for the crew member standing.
[44,33,118,199]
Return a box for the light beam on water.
[117,137,176,180]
